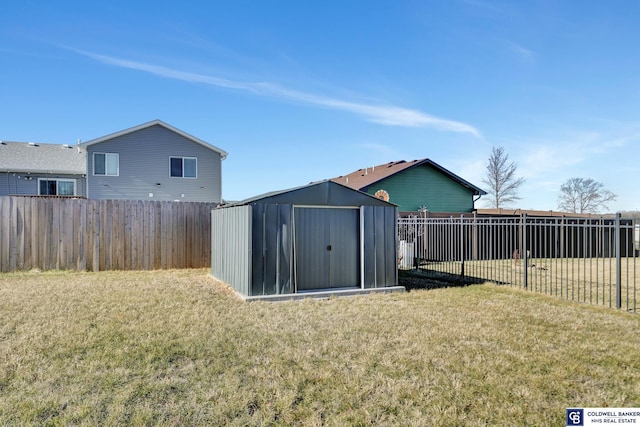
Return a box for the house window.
[94,153,119,176]
[38,179,76,196]
[170,157,197,178]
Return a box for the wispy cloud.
[514,126,637,181]
[506,41,535,64]
[519,144,584,179]
[72,48,481,136]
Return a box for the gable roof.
[222,180,396,208]
[81,119,228,159]
[0,141,86,174]
[330,158,487,196]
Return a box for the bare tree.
[482,146,525,208]
[557,177,617,214]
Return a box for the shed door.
[294,207,360,291]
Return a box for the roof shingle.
[0,141,86,174]
[329,158,486,195]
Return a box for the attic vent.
[28,142,39,147]
[0,142,6,145]
[62,144,70,148]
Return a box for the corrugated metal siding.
[363,205,398,288]
[87,125,222,202]
[213,181,398,298]
[365,165,474,212]
[0,173,86,197]
[328,208,360,288]
[211,206,251,296]
[251,203,293,296]
[293,207,360,291]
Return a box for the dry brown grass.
[1,269,639,426]
[423,257,639,311]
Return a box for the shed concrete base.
[239,286,406,302]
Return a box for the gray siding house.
[82,120,228,203]
[0,141,86,197]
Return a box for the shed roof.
[330,158,487,196]
[81,119,228,159]
[0,141,86,174]
[222,180,397,208]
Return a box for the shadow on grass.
[398,268,489,291]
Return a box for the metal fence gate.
[398,214,638,313]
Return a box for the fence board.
[142,201,151,270]
[29,197,38,269]
[64,199,75,269]
[0,196,214,272]
[15,197,25,270]
[91,201,101,272]
[22,197,32,270]
[0,197,9,272]
[76,200,86,271]
[160,202,168,269]
[154,202,162,269]
[51,198,61,270]
[104,200,113,270]
[130,201,140,270]
[9,197,17,271]
[43,199,52,270]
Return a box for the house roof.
[81,119,228,159]
[0,141,86,175]
[330,158,487,196]
[221,180,397,208]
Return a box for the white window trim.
[169,156,198,179]
[93,152,119,176]
[37,178,77,196]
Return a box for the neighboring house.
[81,120,228,203]
[0,141,86,197]
[329,158,486,213]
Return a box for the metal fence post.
[460,214,465,277]
[616,212,622,309]
[523,213,528,289]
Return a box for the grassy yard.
[421,257,639,312]
[1,269,639,426]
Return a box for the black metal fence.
[398,214,638,313]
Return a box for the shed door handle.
[327,245,332,251]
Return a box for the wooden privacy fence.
[0,196,214,272]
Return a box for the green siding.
[364,165,475,212]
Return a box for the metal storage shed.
[211,180,402,301]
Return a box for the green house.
[330,159,486,213]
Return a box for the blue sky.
[2,1,639,211]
